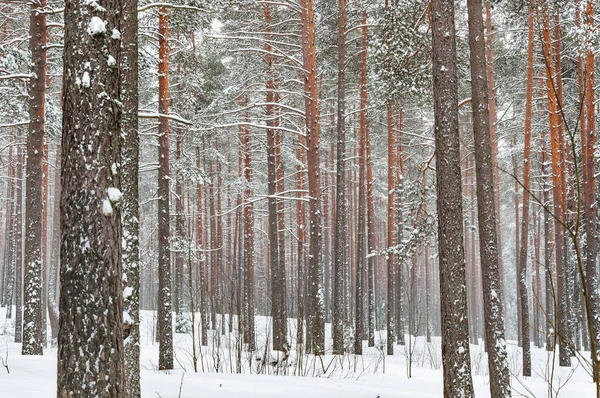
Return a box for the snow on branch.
[138,111,192,125]
[138,3,212,13]
[0,120,30,128]
[0,73,34,81]
[197,121,305,137]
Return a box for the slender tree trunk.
[386,100,396,355]
[582,0,600,378]
[14,148,23,343]
[58,0,124,393]
[431,0,475,394]
[540,3,570,366]
[263,6,287,351]
[296,134,306,350]
[242,108,256,350]
[300,0,324,355]
[22,0,47,355]
[516,0,535,377]
[360,11,375,349]
[157,6,174,370]
[47,145,60,342]
[174,124,186,331]
[121,0,141,392]
[395,110,405,346]
[3,141,14,315]
[354,95,366,356]
[485,1,505,300]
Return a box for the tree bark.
[22,0,47,355]
[386,100,396,355]
[121,0,141,392]
[540,3,570,366]
[47,145,60,342]
[582,0,600,376]
[264,6,287,352]
[300,0,324,355]
[431,0,475,395]
[516,0,535,377]
[58,0,124,393]
[157,6,174,370]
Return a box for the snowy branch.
[138,3,212,13]
[138,112,192,125]
[0,120,30,128]
[0,73,33,81]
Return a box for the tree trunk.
[431,0,475,395]
[14,148,23,343]
[264,6,287,352]
[395,110,406,346]
[242,106,256,350]
[540,3,570,366]
[332,0,347,355]
[516,0,535,377]
[485,1,505,302]
[295,133,306,350]
[121,0,141,392]
[157,6,174,370]
[57,0,124,393]
[386,101,396,355]
[22,0,46,355]
[47,145,60,343]
[582,0,600,380]
[300,0,324,355]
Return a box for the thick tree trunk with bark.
[22,0,47,355]
[57,0,124,394]
[431,0,475,395]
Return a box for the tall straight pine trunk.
[58,0,124,394]
[431,0,475,395]
[22,0,47,355]
[157,6,174,370]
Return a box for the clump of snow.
[107,55,116,67]
[111,28,121,40]
[81,71,90,88]
[107,187,122,203]
[102,199,113,215]
[123,311,132,324]
[88,17,106,35]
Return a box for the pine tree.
[431,0,475,395]
[57,0,124,394]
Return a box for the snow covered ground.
[0,308,594,397]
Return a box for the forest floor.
[0,307,595,397]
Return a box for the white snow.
[87,17,106,36]
[81,72,90,88]
[107,55,116,67]
[0,308,595,398]
[111,28,121,40]
[107,187,122,203]
[102,199,113,215]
